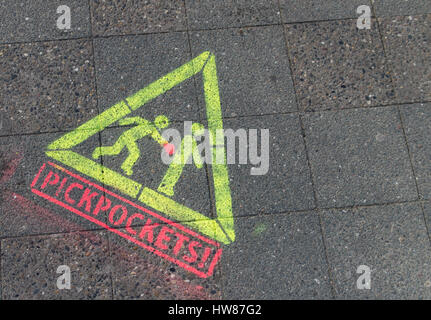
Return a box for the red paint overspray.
[30,162,223,279]
[0,149,219,297]
[0,149,23,185]
[4,190,214,299]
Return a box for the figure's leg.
[158,163,184,197]
[92,134,127,159]
[158,140,191,196]
[121,140,140,176]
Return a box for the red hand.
[163,143,175,156]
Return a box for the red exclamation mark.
[198,247,212,269]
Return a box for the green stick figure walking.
[92,115,174,176]
[158,123,205,197]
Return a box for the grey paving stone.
[373,0,431,17]
[322,203,431,299]
[93,32,202,122]
[0,0,91,44]
[280,0,372,23]
[185,0,280,30]
[0,40,98,135]
[221,213,332,299]
[90,0,186,36]
[380,14,431,103]
[1,231,112,299]
[190,26,297,118]
[108,228,222,299]
[99,124,212,220]
[400,103,431,200]
[223,114,315,217]
[303,107,417,208]
[423,201,431,240]
[285,20,395,111]
[0,131,106,238]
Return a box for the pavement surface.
[0,0,431,300]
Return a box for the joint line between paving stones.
[2,100,431,140]
[369,0,378,20]
[233,198,428,221]
[317,198,427,212]
[396,109,422,200]
[371,0,397,98]
[87,0,95,41]
[0,215,196,242]
[0,199,427,243]
[105,231,115,300]
[2,13,431,48]
[183,0,218,223]
[302,129,336,298]
[0,215,226,242]
[277,0,337,299]
[0,36,92,47]
[397,109,431,244]
[88,0,115,299]
[372,4,431,245]
[419,202,431,248]
[0,228,109,242]
[372,4,422,200]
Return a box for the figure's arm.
[118,117,145,126]
[151,130,169,145]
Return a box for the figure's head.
[155,115,169,129]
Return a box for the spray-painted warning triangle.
[45,51,234,244]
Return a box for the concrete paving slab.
[400,103,431,200]
[0,40,98,135]
[223,114,315,217]
[285,20,395,111]
[1,231,112,299]
[0,0,91,44]
[303,107,417,208]
[372,0,431,17]
[280,0,372,23]
[221,213,332,299]
[93,32,202,122]
[108,228,222,299]
[0,131,107,238]
[185,0,280,30]
[190,26,297,118]
[322,203,431,299]
[380,14,431,104]
[90,0,187,36]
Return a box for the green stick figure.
[158,123,205,197]
[92,115,170,176]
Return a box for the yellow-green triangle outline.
[45,51,235,244]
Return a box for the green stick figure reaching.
[92,115,175,176]
[157,123,205,197]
